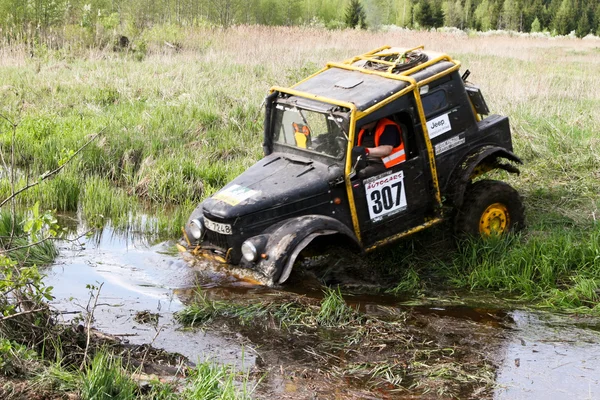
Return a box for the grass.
[175,290,311,328]
[24,348,255,400]
[177,287,361,330]
[316,286,362,327]
[0,209,57,266]
[183,361,254,400]
[80,351,138,400]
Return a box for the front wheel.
[454,180,524,237]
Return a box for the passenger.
[353,118,405,177]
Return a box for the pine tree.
[432,0,444,27]
[553,0,574,35]
[345,0,367,28]
[531,16,541,32]
[575,7,592,38]
[414,0,435,28]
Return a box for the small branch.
[1,229,93,254]
[139,325,164,372]
[80,282,104,371]
[0,307,45,321]
[0,127,106,209]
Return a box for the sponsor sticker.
[427,113,452,139]
[212,184,259,206]
[435,133,465,155]
[364,170,407,222]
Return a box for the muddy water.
[495,311,600,399]
[46,224,256,368]
[44,222,600,398]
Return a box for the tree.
[552,0,575,35]
[209,0,240,28]
[501,0,520,31]
[464,0,472,29]
[474,0,493,31]
[531,16,541,32]
[394,0,413,27]
[575,6,593,38]
[443,0,463,28]
[414,0,435,28]
[345,0,367,28]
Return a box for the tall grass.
[448,228,600,309]
[183,361,254,400]
[80,351,138,400]
[0,210,57,266]
[316,287,362,327]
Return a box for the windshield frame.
[270,100,350,161]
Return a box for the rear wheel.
[455,180,524,237]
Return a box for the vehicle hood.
[202,153,342,219]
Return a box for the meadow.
[1,25,600,309]
[0,24,600,398]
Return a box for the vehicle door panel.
[351,155,431,246]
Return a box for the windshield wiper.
[282,155,313,165]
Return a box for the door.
[351,114,432,247]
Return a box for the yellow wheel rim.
[479,203,510,236]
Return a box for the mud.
[44,220,600,399]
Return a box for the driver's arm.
[365,125,401,157]
[366,145,393,157]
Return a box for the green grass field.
[1,26,599,311]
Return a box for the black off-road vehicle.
[183,45,524,285]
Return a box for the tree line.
[0,0,597,40]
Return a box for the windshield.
[272,104,347,159]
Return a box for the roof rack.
[325,45,458,82]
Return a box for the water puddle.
[46,223,256,368]
[44,219,600,398]
[495,310,600,399]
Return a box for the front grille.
[204,230,229,250]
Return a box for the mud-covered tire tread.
[455,179,524,237]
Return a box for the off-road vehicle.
[182,45,524,285]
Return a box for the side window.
[421,90,448,117]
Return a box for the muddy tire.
[455,179,524,237]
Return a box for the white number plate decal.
[203,217,232,235]
[427,113,452,139]
[364,171,407,221]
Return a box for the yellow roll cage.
[270,45,462,250]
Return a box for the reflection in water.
[45,222,255,368]
[495,311,600,400]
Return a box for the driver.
[353,118,405,177]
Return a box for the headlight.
[189,219,203,240]
[241,241,258,262]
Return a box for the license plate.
[204,217,232,235]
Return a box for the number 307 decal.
[364,171,407,221]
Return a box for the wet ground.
[44,222,600,399]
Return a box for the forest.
[0,0,598,40]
